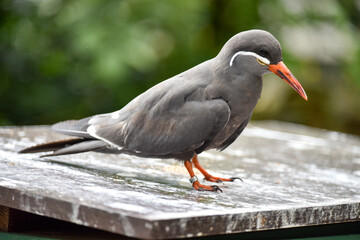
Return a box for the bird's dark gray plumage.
[20,30,307,192]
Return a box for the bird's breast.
[208,75,263,148]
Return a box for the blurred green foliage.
[0,0,359,135]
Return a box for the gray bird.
[20,30,307,192]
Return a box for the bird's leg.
[192,154,242,183]
[184,159,222,192]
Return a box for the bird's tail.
[19,138,107,157]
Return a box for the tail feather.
[19,116,114,157]
[19,138,85,154]
[51,118,93,139]
[19,138,108,157]
[41,140,107,157]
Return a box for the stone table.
[0,121,359,239]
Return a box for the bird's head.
[219,30,307,101]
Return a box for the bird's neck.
[210,59,263,115]
[212,59,263,95]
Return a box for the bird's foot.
[192,180,223,192]
[204,175,243,183]
[191,155,242,183]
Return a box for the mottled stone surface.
[0,121,359,239]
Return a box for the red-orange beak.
[268,61,308,101]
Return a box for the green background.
[1,0,360,135]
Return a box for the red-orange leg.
[192,154,242,183]
[184,160,222,192]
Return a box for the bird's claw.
[230,177,243,182]
[211,185,223,192]
[193,181,223,192]
[199,185,222,192]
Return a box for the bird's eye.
[259,49,269,57]
[257,58,267,66]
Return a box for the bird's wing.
[88,98,231,156]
